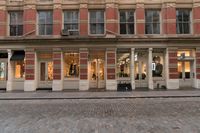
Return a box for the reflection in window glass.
[0,62,6,80]
[10,12,23,36]
[38,11,53,35]
[176,9,191,34]
[117,50,130,78]
[64,11,79,34]
[119,10,134,34]
[15,61,25,79]
[152,55,163,77]
[145,10,160,34]
[64,52,79,78]
[90,10,104,34]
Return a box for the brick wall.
[79,49,88,80]
[25,50,35,80]
[53,50,61,80]
[168,48,178,79]
[107,50,116,80]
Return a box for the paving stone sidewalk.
[0,89,200,99]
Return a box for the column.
[53,0,62,36]
[167,47,179,89]
[105,2,118,36]
[6,50,13,91]
[162,2,176,35]
[148,48,153,89]
[79,48,89,90]
[0,0,7,37]
[24,49,36,91]
[193,1,200,35]
[195,48,200,88]
[136,2,145,35]
[24,1,37,36]
[52,48,63,91]
[106,48,117,90]
[79,3,88,36]
[130,48,135,90]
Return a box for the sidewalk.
[0,90,200,100]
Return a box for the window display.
[152,56,163,77]
[15,61,24,79]
[0,62,6,80]
[64,52,79,78]
[117,50,130,78]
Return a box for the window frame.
[145,9,161,35]
[89,10,105,35]
[9,11,23,36]
[63,52,80,80]
[63,10,79,35]
[176,9,192,34]
[37,10,53,36]
[14,60,25,80]
[119,9,135,35]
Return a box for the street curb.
[0,95,200,100]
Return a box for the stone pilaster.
[136,3,145,35]
[24,49,36,91]
[52,48,63,91]
[6,50,13,91]
[167,47,179,89]
[130,48,135,90]
[79,3,88,36]
[148,48,153,89]
[24,1,37,36]
[106,3,118,35]
[106,48,117,90]
[162,2,176,35]
[53,0,62,36]
[0,0,7,37]
[195,48,200,88]
[193,1,200,35]
[79,48,89,90]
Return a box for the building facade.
[0,0,200,91]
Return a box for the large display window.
[14,60,25,79]
[64,52,79,78]
[0,62,6,80]
[117,49,130,78]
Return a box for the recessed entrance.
[135,51,148,89]
[178,61,194,88]
[89,50,105,90]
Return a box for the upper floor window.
[119,10,134,34]
[145,10,160,34]
[176,9,191,34]
[9,12,23,36]
[89,10,104,34]
[38,11,53,35]
[64,11,79,35]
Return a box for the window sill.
[13,78,24,81]
[64,78,79,81]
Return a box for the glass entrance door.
[89,58,105,89]
[178,61,194,88]
[39,61,53,88]
[135,51,148,88]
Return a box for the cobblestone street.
[0,97,200,133]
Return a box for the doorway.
[38,61,53,88]
[135,51,148,89]
[89,58,105,89]
[178,61,194,88]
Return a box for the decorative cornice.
[80,3,87,8]
[53,4,62,9]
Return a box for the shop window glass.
[152,55,163,77]
[117,50,130,78]
[0,62,6,80]
[64,52,79,78]
[177,51,190,57]
[15,61,25,79]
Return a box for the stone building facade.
[0,0,200,91]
